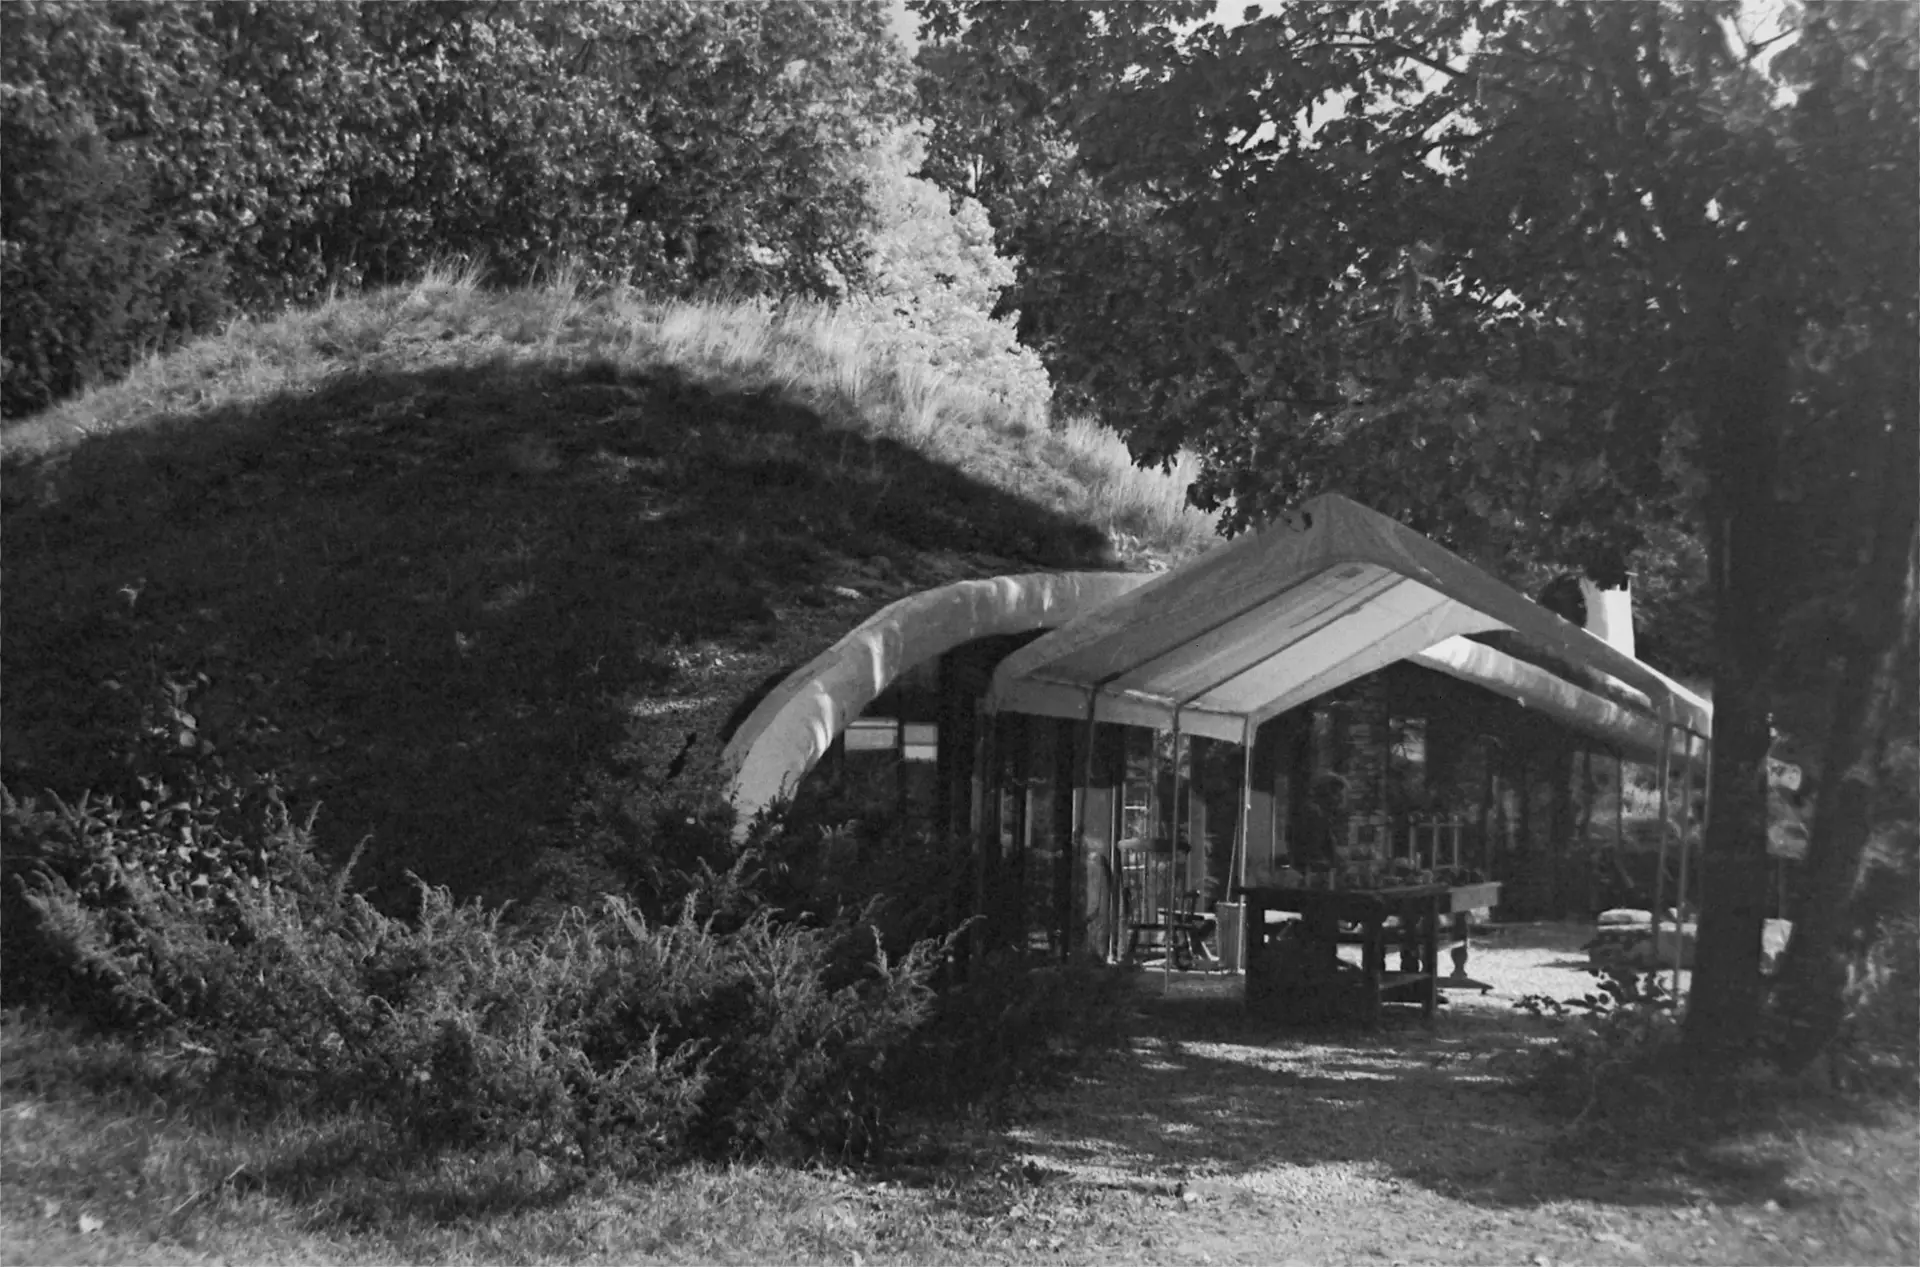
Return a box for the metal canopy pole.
[1651,712,1673,977]
[1674,733,1697,1000]
[971,703,997,971]
[1165,709,1184,995]
[1234,718,1255,973]
[1614,748,1626,883]
[1237,719,1254,892]
[1699,731,1715,1003]
[1144,722,1162,976]
[1074,686,1101,960]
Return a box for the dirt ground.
[939,922,1917,1267]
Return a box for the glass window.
[845,718,898,751]
[902,722,938,763]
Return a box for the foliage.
[4,766,954,1170]
[1514,965,1683,1126]
[711,788,1137,1119]
[909,1,1207,413]
[0,661,1130,1172]
[0,92,228,415]
[842,124,1052,425]
[884,950,1133,1116]
[0,0,915,416]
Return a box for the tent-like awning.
[985,493,1709,761]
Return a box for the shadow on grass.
[1,359,1111,907]
[987,978,1906,1220]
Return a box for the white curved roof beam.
[721,571,1150,832]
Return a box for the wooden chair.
[1125,887,1203,970]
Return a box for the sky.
[886,0,919,55]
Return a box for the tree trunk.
[1771,394,1920,1073]
[1684,305,1791,1059]
[1686,675,1776,1053]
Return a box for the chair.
[1173,890,1218,968]
[1126,887,1204,970]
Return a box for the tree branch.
[1315,37,1475,85]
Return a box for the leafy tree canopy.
[916,0,1917,1061]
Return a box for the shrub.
[1513,966,1684,1126]
[1832,907,1920,1094]
[5,781,953,1170]
[0,660,958,1170]
[4,663,1129,1171]
[0,778,332,1028]
[744,801,1135,1122]
[883,950,1133,1119]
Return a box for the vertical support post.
[1674,733,1696,1001]
[1232,718,1255,974]
[1614,748,1626,893]
[970,704,994,970]
[1010,714,1031,955]
[1051,719,1075,960]
[1146,721,1163,987]
[1699,732,1716,1003]
[1652,712,1673,975]
[1166,711,1183,995]
[1074,688,1100,960]
[1480,739,1498,875]
[1234,720,1254,894]
[1581,748,1596,914]
[1181,725,1194,904]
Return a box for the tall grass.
[1046,416,1213,568]
[3,268,1219,566]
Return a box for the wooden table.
[1236,882,1501,1025]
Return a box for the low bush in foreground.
[1514,950,1920,1145]
[2,695,1132,1175]
[1515,966,1685,1128]
[2,768,966,1172]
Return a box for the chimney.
[1578,578,1635,659]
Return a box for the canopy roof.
[986,494,1709,759]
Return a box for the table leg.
[1439,908,1494,994]
[1422,897,1440,1023]
[1363,914,1384,1027]
[1243,896,1270,1011]
[1306,909,1337,973]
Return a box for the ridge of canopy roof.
[984,492,1710,743]
[1411,637,1694,764]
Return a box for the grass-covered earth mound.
[2,277,1207,910]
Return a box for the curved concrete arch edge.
[720,571,1152,836]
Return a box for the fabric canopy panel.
[986,493,1710,748]
[1410,637,1689,764]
